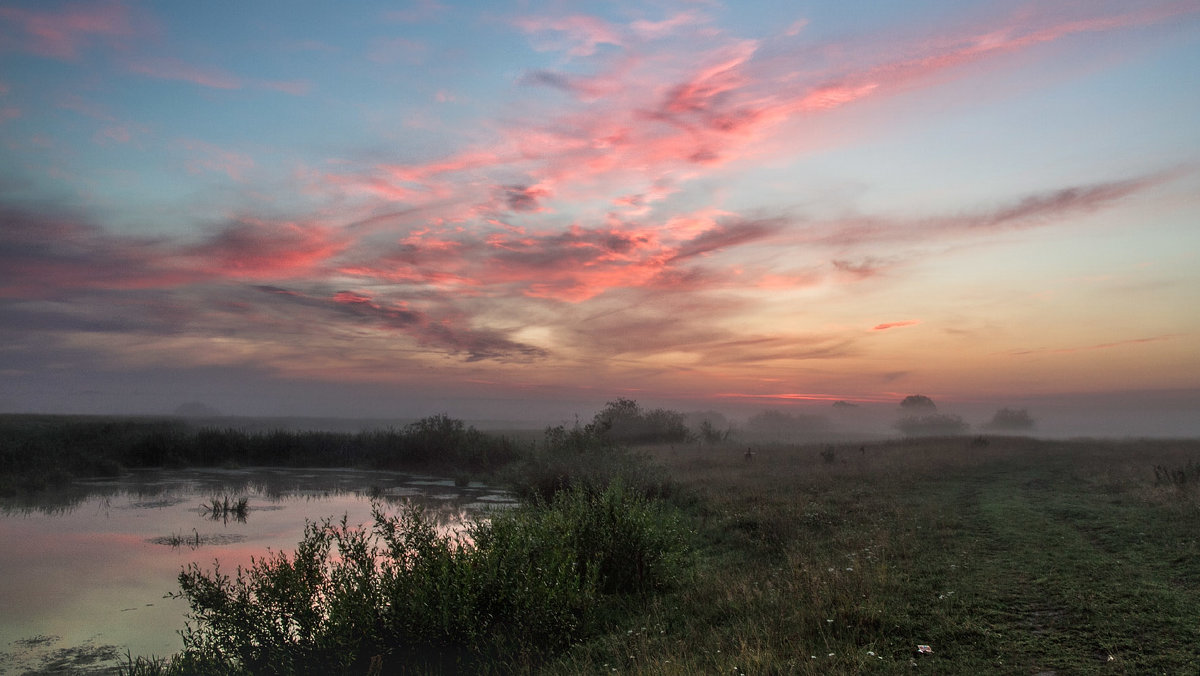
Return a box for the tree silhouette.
[899,395,937,412]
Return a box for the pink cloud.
[717,392,872,403]
[498,4,1197,212]
[0,0,138,60]
[331,290,374,305]
[188,220,346,280]
[328,210,778,304]
[872,320,920,332]
[514,14,623,56]
[175,139,254,181]
[630,11,706,39]
[784,19,809,37]
[380,149,507,184]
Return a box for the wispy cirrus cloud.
[0,0,139,59]
[1001,334,1181,357]
[514,14,624,56]
[808,170,1185,249]
[0,3,308,95]
[127,58,241,89]
[127,57,311,94]
[337,214,780,303]
[252,285,546,362]
[328,2,1196,231]
[872,320,920,332]
[173,139,255,180]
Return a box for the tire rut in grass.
[970,468,1200,672]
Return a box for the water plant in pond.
[152,529,202,549]
[200,496,248,523]
[149,529,249,549]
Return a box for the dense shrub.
[159,481,688,674]
[591,398,691,444]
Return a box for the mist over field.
[6,380,1198,440]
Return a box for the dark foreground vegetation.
[4,410,1200,674]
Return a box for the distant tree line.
[0,414,521,495]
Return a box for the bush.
[591,398,691,445]
[165,482,689,673]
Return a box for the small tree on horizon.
[899,395,937,413]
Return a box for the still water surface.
[0,467,514,674]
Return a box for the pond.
[0,467,515,675]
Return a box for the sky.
[1,0,1198,434]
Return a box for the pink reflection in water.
[0,468,511,672]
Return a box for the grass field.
[5,415,1197,673]
[539,436,1200,674]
